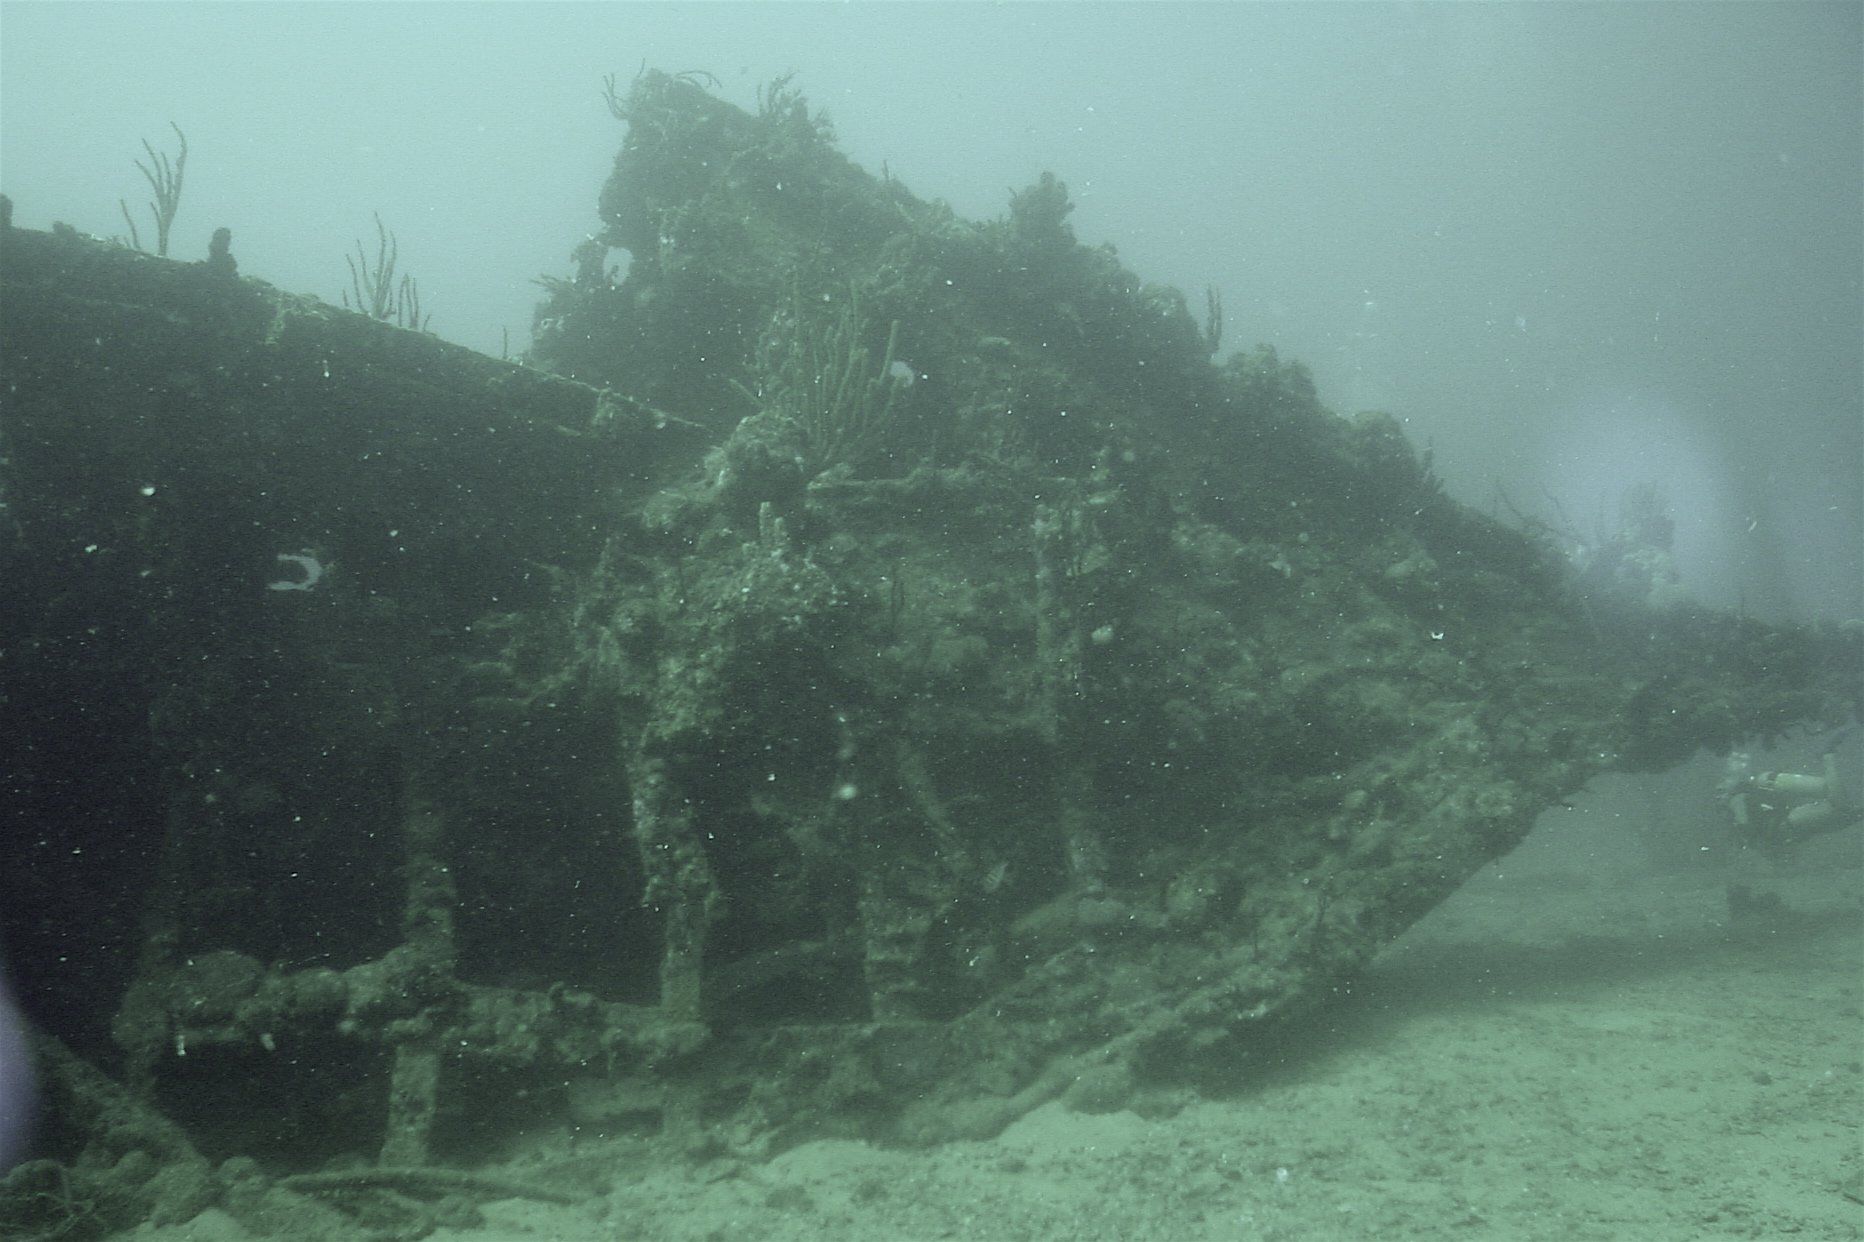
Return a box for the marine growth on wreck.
[0,69,1856,1239]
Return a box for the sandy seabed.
[142,807,1862,1242]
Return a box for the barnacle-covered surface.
[1,71,1856,1239]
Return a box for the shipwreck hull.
[1,71,1856,1227]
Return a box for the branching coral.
[743,286,906,475]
